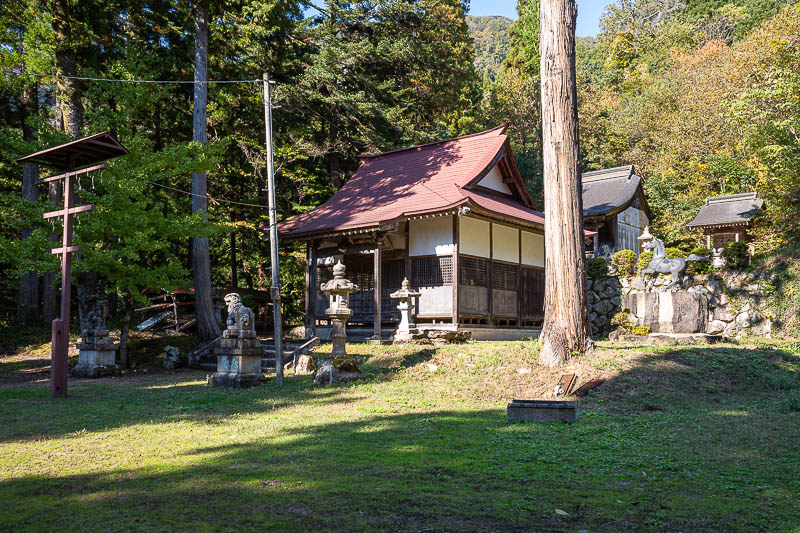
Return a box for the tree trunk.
[230,229,238,287]
[119,293,134,369]
[18,80,40,324]
[191,0,222,341]
[538,0,592,366]
[51,0,82,138]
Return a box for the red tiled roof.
[279,126,545,239]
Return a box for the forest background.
[2,0,799,336]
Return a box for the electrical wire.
[7,72,261,84]
[143,180,270,209]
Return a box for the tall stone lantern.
[390,278,421,342]
[321,261,359,357]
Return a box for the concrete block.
[507,400,577,423]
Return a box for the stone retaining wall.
[586,277,622,337]
[620,271,771,337]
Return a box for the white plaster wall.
[409,216,454,257]
[417,286,453,315]
[477,164,512,195]
[521,231,545,267]
[492,223,519,263]
[459,216,490,258]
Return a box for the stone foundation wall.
[586,277,622,337]
[620,271,772,337]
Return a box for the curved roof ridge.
[357,124,508,160]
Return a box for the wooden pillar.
[488,223,493,327]
[706,234,712,249]
[305,241,318,339]
[735,232,740,242]
[593,233,599,257]
[518,228,522,324]
[52,158,75,398]
[452,215,459,327]
[374,236,381,339]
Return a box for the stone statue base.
[313,356,363,384]
[623,292,708,334]
[208,332,265,388]
[72,329,119,378]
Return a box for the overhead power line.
[143,180,270,209]
[7,72,261,84]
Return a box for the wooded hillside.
[1,0,799,329]
[466,15,512,80]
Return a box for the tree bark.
[538,0,592,366]
[119,293,134,369]
[51,0,82,138]
[191,0,222,341]
[18,80,40,324]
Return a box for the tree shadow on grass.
[1,401,799,532]
[0,343,799,531]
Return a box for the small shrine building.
[278,125,548,341]
[687,192,764,251]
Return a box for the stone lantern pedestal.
[313,262,363,384]
[72,307,119,378]
[72,327,119,378]
[390,278,421,343]
[208,293,265,388]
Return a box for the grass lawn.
[1,338,799,531]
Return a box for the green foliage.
[762,244,800,335]
[637,251,654,274]
[586,257,609,280]
[610,311,630,328]
[723,241,750,269]
[466,16,512,81]
[577,2,800,251]
[611,249,637,275]
[609,311,649,335]
[688,246,714,274]
[666,246,687,259]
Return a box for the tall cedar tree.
[538,0,592,366]
[191,0,221,341]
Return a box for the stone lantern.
[321,261,359,357]
[390,278,421,342]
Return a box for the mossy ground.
[1,338,799,531]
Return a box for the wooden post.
[452,215,459,327]
[488,223,493,327]
[51,159,77,397]
[706,234,712,249]
[374,237,382,340]
[593,233,599,257]
[305,241,318,339]
[538,0,593,366]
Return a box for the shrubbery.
[636,251,653,274]
[665,246,686,259]
[688,246,713,274]
[723,242,750,269]
[611,249,636,275]
[586,257,609,279]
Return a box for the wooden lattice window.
[492,262,518,291]
[459,256,488,287]
[411,256,452,286]
[317,265,333,284]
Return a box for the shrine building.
[278,125,548,341]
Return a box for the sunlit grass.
[1,339,798,531]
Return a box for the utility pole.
[263,73,284,386]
